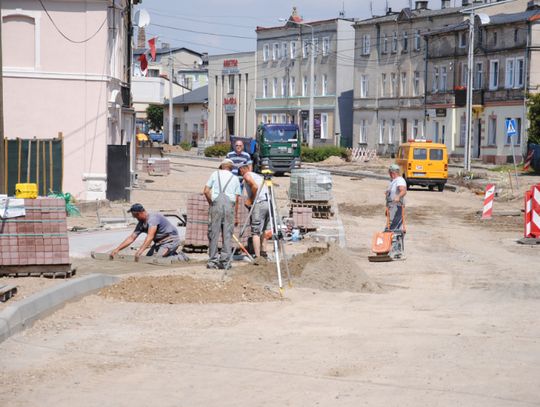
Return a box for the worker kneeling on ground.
[239,161,269,265]
[386,164,407,259]
[203,158,241,270]
[110,204,183,261]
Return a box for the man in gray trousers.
[203,158,241,269]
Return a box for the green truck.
[254,123,301,174]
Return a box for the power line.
[38,0,108,44]
[151,23,256,40]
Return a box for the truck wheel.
[437,183,445,192]
[428,185,434,191]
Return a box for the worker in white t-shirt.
[386,164,407,232]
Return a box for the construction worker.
[386,164,407,258]
[110,204,182,261]
[203,158,241,269]
[238,161,269,264]
[226,140,251,176]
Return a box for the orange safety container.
[371,231,393,254]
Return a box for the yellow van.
[396,140,448,192]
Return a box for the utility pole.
[0,18,5,194]
[308,25,315,149]
[464,7,475,172]
[168,52,174,145]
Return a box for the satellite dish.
[134,9,150,28]
[477,13,490,26]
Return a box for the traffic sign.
[505,118,517,137]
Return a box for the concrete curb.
[0,274,120,343]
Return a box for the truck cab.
[255,123,301,174]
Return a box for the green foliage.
[179,141,192,151]
[527,93,540,144]
[204,143,230,157]
[146,105,164,131]
[301,146,349,163]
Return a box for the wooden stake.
[17,138,21,183]
[36,140,40,194]
[58,132,63,192]
[42,140,46,194]
[26,139,31,183]
[49,140,53,192]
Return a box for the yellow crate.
[15,183,38,199]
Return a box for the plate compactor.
[368,206,406,262]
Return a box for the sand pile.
[100,275,281,304]
[241,245,381,293]
[338,203,385,217]
[319,156,346,166]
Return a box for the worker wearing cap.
[238,161,269,264]
[110,204,182,261]
[203,158,241,269]
[386,164,407,231]
[226,140,251,176]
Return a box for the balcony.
[426,89,484,107]
[484,88,525,103]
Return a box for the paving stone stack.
[0,198,69,267]
[292,207,314,230]
[145,158,171,175]
[289,169,333,219]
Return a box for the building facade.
[255,10,355,147]
[207,52,256,142]
[2,0,135,200]
[164,85,208,146]
[426,2,540,163]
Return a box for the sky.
[136,0,460,55]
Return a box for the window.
[434,122,440,143]
[322,74,328,96]
[505,117,522,145]
[360,75,369,98]
[413,71,420,96]
[379,120,386,144]
[489,60,499,90]
[474,62,483,89]
[493,31,498,46]
[383,33,388,54]
[516,57,525,88]
[272,77,278,98]
[321,113,328,139]
[514,29,519,43]
[281,77,287,96]
[389,119,396,144]
[273,43,279,60]
[362,34,371,55]
[402,32,408,52]
[303,40,309,58]
[313,38,320,55]
[289,76,296,96]
[263,44,269,62]
[459,115,466,146]
[412,120,420,139]
[413,147,427,160]
[391,73,397,97]
[440,66,447,91]
[381,73,387,97]
[459,31,467,48]
[228,75,235,94]
[359,119,368,143]
[322,37,330,56]
[461,63,468,87]
[272,114,278,123]
[488,116,497,145]
[282,42,288,59]
[262,114,268,124]
[400,72,407,96]
[433,66,439,92]
[392,31,398,53]
[280,114,287,123]
[415,30,421,51]
[505,58,515,89]
[302,76,308,97]
[262,78,269,98]
[290,41,297,58]
[429,149,444,160]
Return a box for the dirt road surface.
[1,156,539,406]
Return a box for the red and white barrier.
[523,150,534,172]
[524,190,532,238]
[531,185,540,238]
[481,184,496,219]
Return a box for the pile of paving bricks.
[183,193,249,252]
[292,207,314,231]
[0,197,71,276]
[144,158,171,175]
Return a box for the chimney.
[137,26,146,49]
[386,7,393,15]
[441,0,451,8]
[415,1,429,9]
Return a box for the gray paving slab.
[0,274,120,343]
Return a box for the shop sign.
[222,59,240,75]
[224,97,237,113]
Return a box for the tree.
[526,93,540,145]
[146,104,164,131]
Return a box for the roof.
[256,18,353,32]
[167,85,208,105]
[133,47,203,58]
[354,6,464,26]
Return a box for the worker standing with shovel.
[386,164,407,259]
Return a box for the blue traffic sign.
[505,118,517,137]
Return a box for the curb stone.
[0,274,120,343]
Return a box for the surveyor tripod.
[225,170,291,293]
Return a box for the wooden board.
[0,265,76,279]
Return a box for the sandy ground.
[1,156,540,406]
